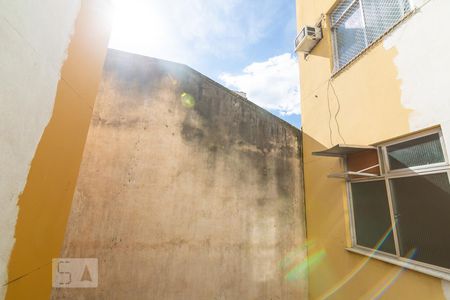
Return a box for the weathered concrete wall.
[53,49,307,299]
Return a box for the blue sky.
[109,0,301,128]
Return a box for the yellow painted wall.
[296,0,447,299]
[4,1,111,299]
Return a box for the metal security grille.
[387,133,445,170]
[331,0,411,71]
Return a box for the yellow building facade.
[296,0,450,299]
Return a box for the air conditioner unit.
[295,25,322,53]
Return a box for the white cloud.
[220,54,300,115]
[108,1,300,117]
[109,0,282,66]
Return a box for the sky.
[109,0,301,128]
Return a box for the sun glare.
[110,0,167,56]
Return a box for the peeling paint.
[0,1,80,297]
[297,0,450,298]
[384,0,450,157]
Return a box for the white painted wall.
[0,1,80,298]
[384,0,450,156]
[384,0,450,297]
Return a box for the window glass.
[387,133,445,170]
[333,3,367,68]
[331,0,355,24]
[351,180,396,254]
[362,0,410,43]
[390,173,450,268]
[331,0,411,71]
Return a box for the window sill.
[346,247,450,281]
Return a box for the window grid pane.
[332,0,411,71]
[331,0,356,24]
[333,2,367,69]
[362,0,411,43]
[387,133,445,170]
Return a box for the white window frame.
[346,128,450,280]
[382,129,449,174]
[330,0,413,73]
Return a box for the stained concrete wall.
[52,49,307,300]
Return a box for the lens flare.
[280,241,326,282]
[181,92,195,108]
[285,250,326,281]
[367,248,417,300]
[279,241,314,269]
[318,225,396,299]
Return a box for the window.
[351,180,396,254]
[331,0,411,71]
[386,133,445,170]
[349,129,450,275]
